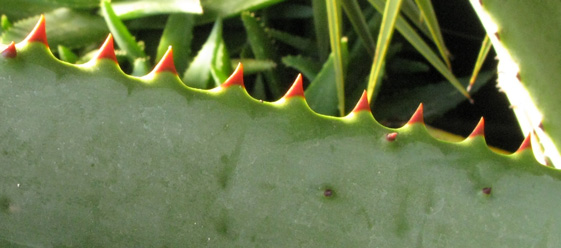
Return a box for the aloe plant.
[0,13,561,246]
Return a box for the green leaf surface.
[471,0,561,167]
[281,55,321,81]
[198,0,285,23]
[57,45,78,63]
[0,0,98,19]
[1,41,561,247]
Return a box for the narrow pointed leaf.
[325,0,345,116]
[183,19,224,89]
[366,0,403,102]
[468,35,492,91]
[415,0,451,68]
[341,0,375,56]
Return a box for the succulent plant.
[1,13,561,246]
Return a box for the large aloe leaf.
[1,16,561,247]
[469,1,561,167]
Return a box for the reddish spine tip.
[1,42,17,58]
[222,63,244,88]
[24,15,48,47]
[95,34,117,62]
[516,134,532,153]
[407,103,424,125]
[352,90,371,113]
[152,46,177,75]
[283,74,305,99]
[386,132,398,142]
[468,117,485,138]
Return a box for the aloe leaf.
[100,0,149,75]
[156,13,195,77]
[267,29,315,53]
[183,19,223,89]
[209,39,232,85]
[1,31,561,246]
[414,0,451,68]
[470,0,561,167]
[241,11,281,97]
[0,0,98,19]
[1,9,107,49]
[366,0,402,102]
[368,0,471,102]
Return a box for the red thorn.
[152,46,177,75]
[351,90,371,113]
[407,103,424,125]
[1,42,16,58]
[222,63,244,88]
[283,74,304,99]
[516,134,532,153]
[95,34,117,62]
[24,15,48,47]
[468,117,485,138]
[386,132,398,142]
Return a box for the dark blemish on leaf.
[482,187,492,195]
[324,189,333,197]
[0,196,10,213]
[386,132,398,142]
[495,32,500,41]
[516,73,521,81]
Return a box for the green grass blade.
[312,0,329,61]
[368,0,471,102]
[241,11,282,98]
[399,0,431,38]
[340,0,375,57]
[112,0,203,20]
[366,0,403,102]
[100,0,149,75]
[415,0,451,68]
[156,13,195,77]
[325,0,345,116]
[468,35,492,92]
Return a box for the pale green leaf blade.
[366,0,403,102]
[325,0,345,116]
[182,19,223,89]
[468,35,492,91]
[415,0,451,68]
[341,0,375,56]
